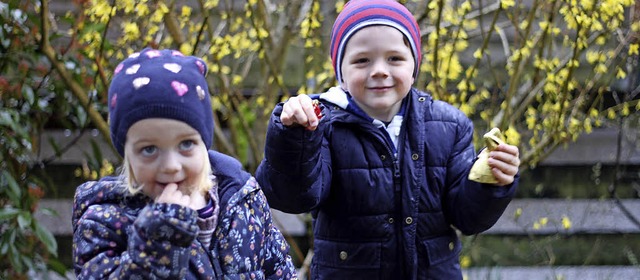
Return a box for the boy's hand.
[488,144,520,186]
[281,94,320,131]
[156,183,207,210]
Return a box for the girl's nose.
[159,152,181,173]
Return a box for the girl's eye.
[140,146,157,156]
[179,139,196,151]
[389,55,404,62]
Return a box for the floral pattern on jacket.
[72,151,297,279]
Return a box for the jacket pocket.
[311,239,382,279]
[314,239,381,268]
[418,233,461,266]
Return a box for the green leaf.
[90,139,104,167]
[0,228,15,254]
[1,170,22,205]
[22,85,35,105]
[39,207,58,217]
[8,243,23,273]
[34,221,58,256]
[48,135,62,157]
[17,211,32,229]
[46,257,69,275]
[0,110,14,126]
[0,207,20,220]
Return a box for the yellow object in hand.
[468,127,505,184]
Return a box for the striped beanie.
[330,0,422,84]
[108,48,213,156]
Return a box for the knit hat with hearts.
[108,48,213,156]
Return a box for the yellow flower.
[561,216,572,230]
[514,207,523,219]
[539,217,548,226]
[629,44,639,56]
[181,6,192,17]
[500,0,515,9]
[533,222,541,230]
[335,0,345,13]
[473,49,483,59]
[460,255,471,268]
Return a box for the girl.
[72,48,297,279]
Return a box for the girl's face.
[340,25,415,122]
[124,118,208,200]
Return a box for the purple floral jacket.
[72,150,297,279]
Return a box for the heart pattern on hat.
[171,81,189,96]
[195,61,206,75]
[132,77,150,89]
[114,63,124,75]
[108,48,214,156]
[126,64,140,75]
[110,94,117,108]
[146,50,161,58]
[196,85,205,100]
[164,63,182,73]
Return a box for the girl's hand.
[280,94,320,131]
[488,144,520,186]
[156,183,207,210]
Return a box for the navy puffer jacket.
[256,88,517,279]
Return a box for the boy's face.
[124,118,208,200]
[340,25,415,121]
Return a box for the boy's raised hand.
[488,144,521,186]
[281,94,320,131]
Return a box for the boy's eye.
[353,57,369,64]
[179,139,196,151]
[389,55,405,62]
[140,146,157,156]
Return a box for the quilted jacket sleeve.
[215,177,297,279]
[441,111,518,235]
[256,102,331,213]
[72,180,200,279]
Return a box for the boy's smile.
[340,25,415,122]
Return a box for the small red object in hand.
[312,99,322,119]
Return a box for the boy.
[257,0,520,279]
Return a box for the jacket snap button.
[449,242,454,251]
[339,251,348,260]
[388,218,394,224]
[405,217,413,224]
[380,155,386,160]
[411,153,419,160]
[418,97,426,102]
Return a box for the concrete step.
[464,266,640,280]
[36,198,640,236]
[486,198,640,235]
[37,266,640,280]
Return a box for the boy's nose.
[371,60,389,78]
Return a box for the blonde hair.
[120,147,214,196]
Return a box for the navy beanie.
[108,48,213,156]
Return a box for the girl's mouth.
[157,180,184,188]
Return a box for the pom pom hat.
[330,0,422,84]
[108,48,213,156]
